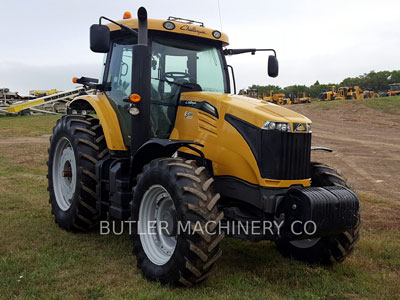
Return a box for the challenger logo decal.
[180,25,206,35]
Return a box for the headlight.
[262,121,291,132]
[307,123,312,133]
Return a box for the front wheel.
[131,158,224,286]
[275,162,361,264]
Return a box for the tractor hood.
[180,92,311,129]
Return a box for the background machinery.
[388,83,400,96]
[3,87,90,116]
[318,86,336,101]
[336,86,379,100]
[47,7,361,286]
[262,90,288,105]
[294,92,312,104]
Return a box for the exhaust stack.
[130,7,151,155]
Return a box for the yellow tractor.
[263,90,287,105]
[48,7,361,286]
[335,87,352,100]
[318,86,336,101]
[336,86,378,100]
[295,92,312,104]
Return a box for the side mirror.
[268,55,279,78]
[90,24,110,53]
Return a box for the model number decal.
[179,100,219,119]
[184,111,194,119]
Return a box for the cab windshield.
[148,35,226,138]
[151,35,227,97]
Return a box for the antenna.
[217,0,222,31]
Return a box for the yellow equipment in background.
[29,89,59,97]
[294,92,312,104]
[319,86,336,101]
[336,86,379,100]
[263,91,287,105]
[387,83,400,97]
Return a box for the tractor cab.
[90,14,233,147]
[87,12,278,151]
[104,28,228,140]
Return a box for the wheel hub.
[52,137,76,211]
[139,185,177,265]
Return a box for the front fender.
[130,139,204,179]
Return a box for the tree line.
[245,70,400,98]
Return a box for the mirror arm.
[74,77,104,90]
[223,48,276,57]
[227,65,236,94]
[99,16,138,37]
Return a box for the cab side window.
[106,43,133,105]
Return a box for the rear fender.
[69,95,127,151]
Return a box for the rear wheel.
[275,162,361,264]
[48,115,108,231]
[131,158,224,286]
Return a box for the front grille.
[224,114,311,181]
[260,131,311,180]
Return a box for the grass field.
[1,98,400,300]
[310,95,400,114]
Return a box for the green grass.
[309,96,400,114]
[363,96,400,114]
[0,115,60,137]
[1,115,400,299]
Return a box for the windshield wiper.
[151,77,194,89]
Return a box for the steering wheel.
[164,72,190,80]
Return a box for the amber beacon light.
[123,11,132,19]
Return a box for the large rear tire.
[47,115,108,231]
[131,157,224,286]
[275,162,361,264]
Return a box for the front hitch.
[275,186,359,241]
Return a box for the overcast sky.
[1,0,399,95]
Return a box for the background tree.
[243,70,400,98]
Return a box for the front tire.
[48,115,108,231]
[131,158,224,286]
[275,162,361,264]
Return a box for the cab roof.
[106,18,229,46]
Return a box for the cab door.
[104,37,136,146]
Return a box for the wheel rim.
[138,184,177,265]
[52,137,76,211]
[289,238,321,249]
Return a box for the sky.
[0,0,399,95]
